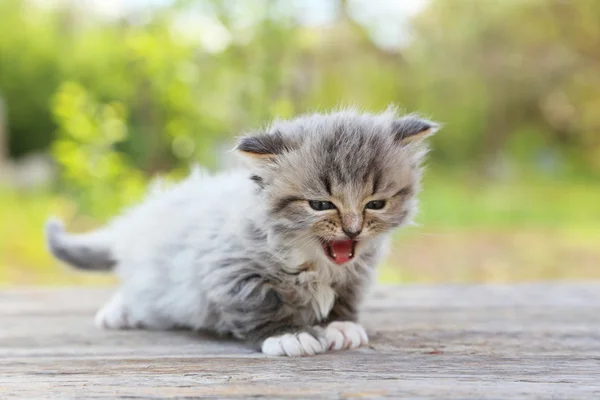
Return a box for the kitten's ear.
[235,131,293,160]
[392,116,440,145]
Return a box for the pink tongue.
[330,240,354,264]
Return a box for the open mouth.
[322,240,358,265]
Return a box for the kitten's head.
[236,108,439,266]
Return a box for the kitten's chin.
[322,239,358,265]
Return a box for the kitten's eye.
[365,200,386,210]
[308,200,336,211]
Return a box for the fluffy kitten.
[45,108,439,356]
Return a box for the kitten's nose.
[343,228,362,239]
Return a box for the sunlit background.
[1,0,599,285]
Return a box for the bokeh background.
[1,0,599,286]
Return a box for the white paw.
[94,293,132,329]
[325,321,368,351]
[261,332,328,357]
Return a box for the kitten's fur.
[45,108,439,356]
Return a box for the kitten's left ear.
[392,116,440,145]
[235,131,293,160]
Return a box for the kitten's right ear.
[235,131,293,160]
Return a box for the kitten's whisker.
[277,235,317,263]
[274,235,316,263]
[267,232,313,263]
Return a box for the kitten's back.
[45,168,255,272]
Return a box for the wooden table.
[1,284,599,399]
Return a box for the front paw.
[261,332,328,357]
[325,321,368,351]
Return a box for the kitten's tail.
[45,218,116,271]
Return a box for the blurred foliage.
[408,0,600,176]
[52,82,145,217]
[0,0,598,183]
[0,0,599,284]
[0,0,62,156]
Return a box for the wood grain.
[1,284,599,399]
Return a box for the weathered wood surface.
[0,284,599,399]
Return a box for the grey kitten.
[45,108,439,356]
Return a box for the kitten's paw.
[261,332,328,357]
[325,321,368,351]
[94,293,132,330]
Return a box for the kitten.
[45,108,439,357]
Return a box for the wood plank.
[0,284,599,399]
